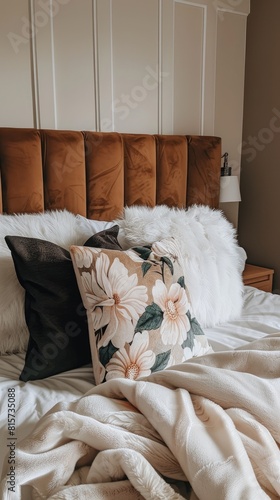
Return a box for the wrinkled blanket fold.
[1,333,280,499]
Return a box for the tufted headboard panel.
[0,128,221,219]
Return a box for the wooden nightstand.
[242,264,274,292]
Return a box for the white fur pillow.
[0,210,104,354]
[115,204,245,328]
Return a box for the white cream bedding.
[0,286,280,498]
[2,330,280,500]
[205,286,280,351]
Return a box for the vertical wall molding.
[92,0,100,131]
[109,0,114,132]
[29,0,40,128]
[158,0,163,134]
[161,0,174,134]
[31,0,60,129]
[49,1,57,129]
[215,1,250,227]
[96,0,114,132]
[174,0,208,135]
[49,0,57,129]
[200,4,207,135]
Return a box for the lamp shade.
[219,176,241,203]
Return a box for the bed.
[0,128,279,500]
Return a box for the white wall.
[0,0,250,224]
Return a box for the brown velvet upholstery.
[0,128,221,218]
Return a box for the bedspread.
[1,333,280,500]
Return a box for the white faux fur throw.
[1,333,280,499]
[115,205,246,328]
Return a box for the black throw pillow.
[85,225,122,250]
[5,225,120,381]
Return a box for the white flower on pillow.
[105,331,155,381]
[183,337,212,360]
[82,253,148,348]
[74,246,101,268]
[151,237,182,263]
[125,249,145,263]
[152,280,190,345]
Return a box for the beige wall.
[238,0,280,292]
[0,0,250,225]
[215,7,248,227]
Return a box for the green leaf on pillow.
[133,246,152,260]
[182,312,205,351]
[182,328,195,351]
[135,303,163,332]
[99,341,118,367]
[151,350,171,372]
[161,256,174,275]
[142,262,152,277]
[191,318,204,335]
[187,311,204,336]
[177,276,185,289]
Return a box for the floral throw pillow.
[70,237,211,384]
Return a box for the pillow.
[85,225,122,250]
[114,204,245,327]
[0,210,81,354]
[75,215,115,238]
[76,214,127,248]
[0,209,114,354]
[70,237,211,384]
[5,225,121,381]
[236,246,247,273]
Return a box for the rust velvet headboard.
[0,128,221,219]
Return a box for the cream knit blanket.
[1,333,280,500]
